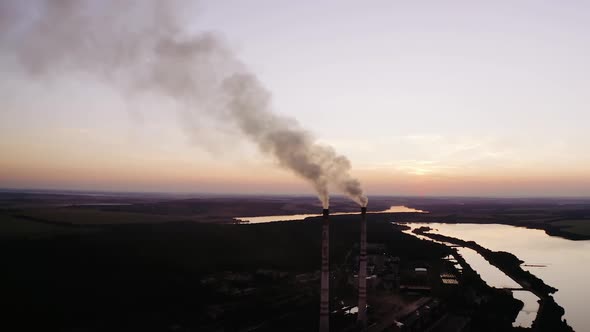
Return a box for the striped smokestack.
[320,208,330,332]
[357,206,367,329]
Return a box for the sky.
[1,1,590,197]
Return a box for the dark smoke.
[0,0,368,208]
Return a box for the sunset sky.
[1,1,590,197]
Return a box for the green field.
[21,207,182,224]
[0,215,78,238]
[553,219,590,236]
[0,205,233,238]
[4,207,233,226]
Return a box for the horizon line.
[2,187,590,201]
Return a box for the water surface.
[401,222,589,331]
[237,205,424,224]
[402,223,538,328]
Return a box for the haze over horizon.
[2,1,590,197]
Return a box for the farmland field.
[553,219,590,236]
[0,215,78,237]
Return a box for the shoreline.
[384,212,590,241]
[412,227,574,332]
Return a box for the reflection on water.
[457,247,539,328]
[402,223,538,328]
[512,291,539,328]
[236,205,424,224]
[457,248,539,327]
[378,206,425,213]
[402,223,590,331]
[346,306,358,314]
[455,247,521,288]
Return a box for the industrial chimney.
[320,208,330,332]
[357,206,368,329]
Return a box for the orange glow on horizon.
[3,159,590,197]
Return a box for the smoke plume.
[0,0,368,208]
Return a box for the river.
[236,209,587,330]
[236,205,424,223]
[401,222,590,331]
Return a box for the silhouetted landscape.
[2,191,588,331]
[3,1,589,331]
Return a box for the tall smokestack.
[320,208,330,332]
[357,206,368,329]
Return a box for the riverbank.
[413,227,574,332]
[384,197,590,241]
[386,211,590,241]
